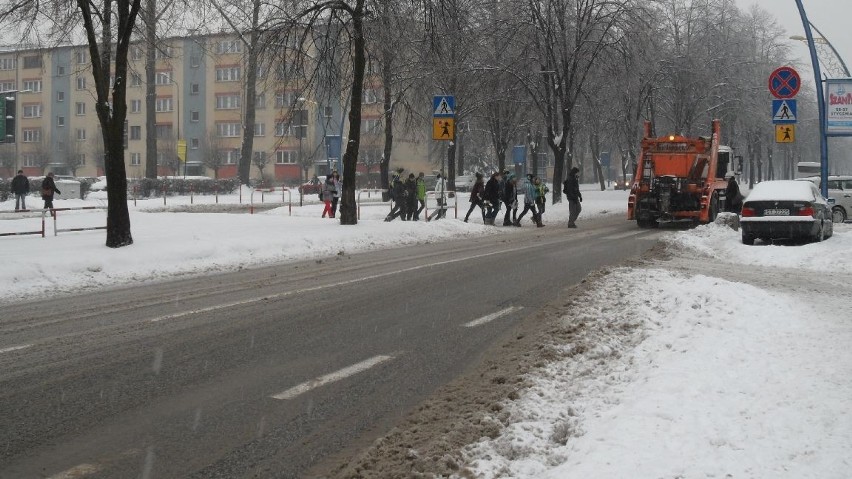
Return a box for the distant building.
[0,33,429,183]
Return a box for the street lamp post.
[794,2,833,198]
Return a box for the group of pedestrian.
[464,170,551,228]
[321,170,341,218]
[11,170,61,211]
[385,169,442,222]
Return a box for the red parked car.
[298,176,325,195]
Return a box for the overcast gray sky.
[735,0,852,76]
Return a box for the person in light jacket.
[330,170,341,218]
[11,170,29,211]
[321,175,335,218]
[515,174,543,227]
[427,173,447,221]
[41,172,61,210]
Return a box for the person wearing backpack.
[482,171,502,225]
[515,174,543,227]
[535,177,550,221]
[427,173,448,221]
[563,166,582,228]
[385,169,406,222]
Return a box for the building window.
[22,79,42,92]
[130,126,141,140]
[215,66,241,82]
[276,150,296,164]
[131,73,142,86]
[254,123,265,136]
[190,110,200,122]
[22,128,42,142]
[362,118,381,133]
[154,45,174,60]
[275,91,302,108]
[275,121,306,137]
[22,154,38,167]
[215,94,241,110]
[76,51,87,64]
[324,106,333,119]
[190,138,200,149]
[75,102,86,115]
[155,124,173,139]
[215,40,242,54]
[56,91,65,102]
[131,152,142,166]
[76,76,87,90]
[0,57,16,70]
[189,83,200,95]
[0,81,15,91]
[131,99,142,113]
[23,104,42,118]
[190,55,200,68]
[155,97,173,112]
[216,122,241,137]
[76,128,86,141]
[155,70,172,85]
[22,55,42,69]
[131,47,143,60]
[255,93,266,109]
[76,153,86,166]
[57,66,65,76]
[222,149,240,164]
[57,116,65,127]
[363,88,380,104]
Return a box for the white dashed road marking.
[0,344,33,354]
[271,354,396,400]
[463,306,523,328]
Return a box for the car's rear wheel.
[741,230,755,245]
[832,206,847,223]
[708,192,720,223]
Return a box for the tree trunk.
[144,0,157,179]
[238,3,261,186]
[339,0,365,225]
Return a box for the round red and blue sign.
[768,66,801,99]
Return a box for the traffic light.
[1,95,14,144]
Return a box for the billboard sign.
[826,79,852,136]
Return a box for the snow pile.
[668,221,852,274]
[462,267,852,478]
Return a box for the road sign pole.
[795,0,829,198]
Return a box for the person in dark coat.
[41,172,61,210]
[329,170,341,218]
[385,169,406,222]
[404,173,417,220]
[725,174,742,213]
[502,174,518,226]
[463,173,485,223]
[563,166,582,228]
[11,170,29,211]
[482,171,502,225]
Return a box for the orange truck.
[627,119,740,228]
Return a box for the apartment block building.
[0,33,428,183]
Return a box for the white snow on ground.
[462,221,852,478]
[3,183,851,478]
[0,184,627,303]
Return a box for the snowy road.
[0,214,659,478]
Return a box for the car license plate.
[764,208,789,216]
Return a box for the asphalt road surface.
[0,215,662,478]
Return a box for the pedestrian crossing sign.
[433,96,455,117]
[775,124,795,143]
[772,99,797,124]
[433,118,455,140]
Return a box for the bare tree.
[158,134,180,175]
[201,130,228,179]
[251,150,269,182]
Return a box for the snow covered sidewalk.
[461,222,852,478]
